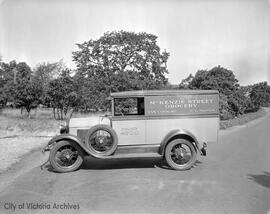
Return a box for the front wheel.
[49,140,84,173]
[165,139,197,170]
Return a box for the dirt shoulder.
[0,113,59,173]
[0,136,51,173]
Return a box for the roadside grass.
[0,109,58,137]
[1,108,103,119]
[0,108,103,136]
[220,108,268,130]
[1,107,55,119]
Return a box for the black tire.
[85,124,118,157]
[165,139,197,170]
[49,140,84,173]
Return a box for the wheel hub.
[60,149,74,161]
[175,147,187,159]
[96,136,106,145]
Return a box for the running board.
[90,145,162,159]
[102,152,162,159]
[114,144,160,155]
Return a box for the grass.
[220,108,268,130]
[0,108,104,136]
[0,116,59,137]
[1,108,103,119]
[0,108,58,136]
[1,108,55,119]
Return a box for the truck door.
[111,97,146,145]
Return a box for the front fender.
[159,129,201,156]
[43,134,92,156]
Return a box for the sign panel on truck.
[145,94,219,116]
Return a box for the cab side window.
[114,97,144,116]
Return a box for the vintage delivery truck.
[43,90,219,173]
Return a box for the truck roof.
[111,90,219,97]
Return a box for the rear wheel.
[85,124,118,157]
[49,140,84,173]
[165,139,197,170]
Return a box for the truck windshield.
[114,97,144,116]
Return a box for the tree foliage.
[12,63,42,116]
[0,60,17,107]
[13,80,42,117]
[180,66,270,120]
[0,60,43,116]
[46,70,78,119]
[179,74,194,89]
[187,66,241,119]
[33,61,63,106]
[189,66,239,95]
[73,31,169,110]
[14,62,32,83]
[250,82,270,110]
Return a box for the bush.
[220,108,267,129]
[219,93,234,120]
[250,82,270,110]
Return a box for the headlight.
[59,121,69,134]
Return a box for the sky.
[0,0,269,85]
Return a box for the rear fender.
[159,129,201,156]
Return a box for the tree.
[0,60,17,107]
[219,93,232,120]
[33,61,62,106]
[250,82,270,110]
[0,61,33,108]
[13,79,42,117]
[47,70,78,119]
[0,61,43,117]
[72,31,169,110]
[14,62,32,82]
[179,74,194,89]
[227,89,249,116]
[189,66,239,96]
[186,66,242,118]
[0,57,3,110]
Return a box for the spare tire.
[85,124,118,157]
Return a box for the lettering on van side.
[120,127,139,136]
[145,95,218,116]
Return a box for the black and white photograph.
[0,0,270,213]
